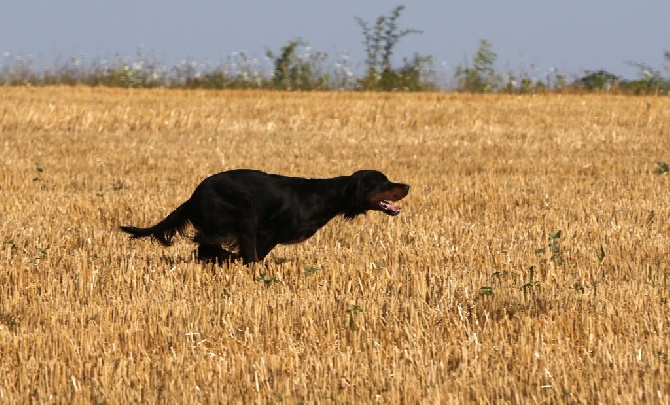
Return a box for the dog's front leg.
[255,239,277,262]
[238,238,259,264]
[236,220,260,264]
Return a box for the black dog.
[120,169,409,264]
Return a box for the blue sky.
[2,0,669,81]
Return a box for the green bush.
[355,5,435,91]
[454,39,502,93]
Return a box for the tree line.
[2,6,669,95]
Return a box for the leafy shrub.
[266,39,330,91]
[454,39,502,93]
[355,5,434,91]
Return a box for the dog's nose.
[403,184,410,194]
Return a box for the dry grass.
[1,87,669,403]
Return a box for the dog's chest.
[264,201,334,245]
[282,234,309,245]
[273,220,322,245]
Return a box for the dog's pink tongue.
[379,201,401,215]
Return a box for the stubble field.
[0,87,669,403]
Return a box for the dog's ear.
[342,174,368,219]
[345,172,367,199]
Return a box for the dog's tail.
[120,200,190,246]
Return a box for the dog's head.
[343,170,410,219]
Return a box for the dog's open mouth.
[368,185,409,216]
[376,200,401,215]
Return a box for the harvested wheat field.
[0,87,669,403]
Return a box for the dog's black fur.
[120,169,409,264]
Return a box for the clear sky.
[2,0,669,81]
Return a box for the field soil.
[1,87,669,403]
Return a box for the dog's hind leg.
[196,243,240,264]
[235,219,261,264]
[238,237,259,264]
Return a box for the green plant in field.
[535,230,564,265]
[255,273,280,287]
[481,270,520,299]
[345,305,362,330]
[0,312,19,332]
[492,270,516,282]
[597,244,606,264]
[548,230,564,265]
[654,161,669,174]
[661,270,670,304]
[111,180,125,191]
[355,5,430,91]
[521,266,540,296]
[304,266,319,275]
[32,162,44,182]
[4,239,17,252]
[454,39,502,93]
[478,285,494,297]
[36,245,49,260]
